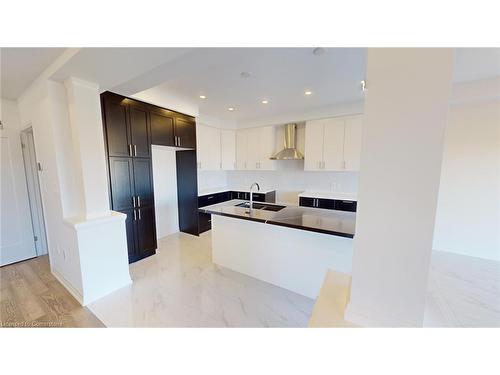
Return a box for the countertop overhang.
[199,199,356,238]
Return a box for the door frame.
[20,126,48,256]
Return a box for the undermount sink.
[235,202,286,212]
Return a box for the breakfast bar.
[199,199,355,298]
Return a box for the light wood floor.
[0,255,104,328]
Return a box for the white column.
[64,77,110,219]
[344,48,454,327]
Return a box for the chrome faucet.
[247,182,260,214]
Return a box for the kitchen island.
[199,199,355,298]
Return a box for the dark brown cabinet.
[109,157,134,210]
[135,206,157,256]
[150,110,175,146]
[102,91,199,263]
[133,159,154,207]
[175,118,196,148]
[129,103,151,157]
[299,197,357,212]
[103,96,130,157]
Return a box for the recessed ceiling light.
[228,107,235,111]
[304,90,313,96]
[199,95,207,99]
[261,100,269,104]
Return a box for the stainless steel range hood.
[270,123,304,160]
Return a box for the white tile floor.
[88,232,314,327]
[424,250,500,327]
[88,231,500,327]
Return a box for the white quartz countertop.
[298,191,357,201]
[198,187,276,196]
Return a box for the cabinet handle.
[138,209,142,220]
[129,144,133,156]
[134,144,137,156]
[178,137,181,147]
[133,210,137,221]
[133,196,136,207]
[137,196,141,207]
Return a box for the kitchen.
[1,47,498,330]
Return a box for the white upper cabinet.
[236,126,276,170]
[343,115,363,171]
[196,124,221,170]
[220,129,236,170]
[305,115,363,171]
[304,119,325,170]
[322,117,345,170]
[236,128,249,170]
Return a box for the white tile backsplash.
[196,161,359,205]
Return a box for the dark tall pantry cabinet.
[101,92,198,263]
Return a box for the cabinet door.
[136,206,157,256]
[317,198,336,210]
[299,197,315,208]
[304,120,324,171]
[196,124,209,170]
[198,212,212,234]
[120,208,137,259]
[175,118,196,148]
[129,103,150,157]
[343,115,363,171]
[258,126,276,170]
[133,159,154,207]
[236,129,249,170]
[221,129,236,170]
[322,118,345,171]
[246,128,260,170]
[335,200,357,212]
[207,126,221,170]
[103,96,131,157]
[109,157,134,210]
[150,110,175,146]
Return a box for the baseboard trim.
[51,269,84,306]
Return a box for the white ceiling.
[139,48,368,124]
[1,47,499,126]
[1,48,66,99]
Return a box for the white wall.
[0,99,37,265]
[433,99,500,261]
[151,145,180,238]
[346,48,454,327]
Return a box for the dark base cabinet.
[299,197,357,212]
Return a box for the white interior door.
[0,125,38,266]
[21,128,48,256]
[304,120,325,170]
[322,118,345,170]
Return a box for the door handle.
[129,144,133,156]
[134,144,137,156]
